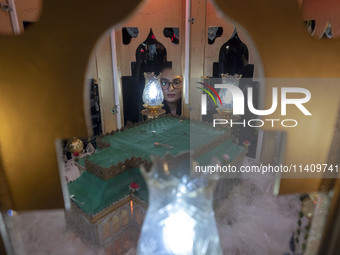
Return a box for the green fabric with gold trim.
[70,117,246,214]
[68,168,147,214]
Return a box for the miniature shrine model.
[65,116,248,254]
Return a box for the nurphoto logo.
[198,82,312,128]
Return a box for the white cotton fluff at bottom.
[9,210,106,255]
[215,171,300,255]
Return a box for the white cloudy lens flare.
[162,210,196,254]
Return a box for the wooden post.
[189,0,207,120]
[95,32,118,133]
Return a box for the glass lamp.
[137,152,222,255]
[217,73,242,118]
[141,72,165,118]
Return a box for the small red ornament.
[243,140,251,149]
[73,152,79,157]
[129,182,140,192]
[154,142,159,146]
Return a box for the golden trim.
[70,195,148,225]
[141,104,166,119]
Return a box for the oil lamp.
[137,152,222,255]
[214,73,243,143]
[141,72,165,118]
[216,73,242,119]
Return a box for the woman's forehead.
[160,69,182,80]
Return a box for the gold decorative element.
[96,137,110,149]
[221,73,242,79]
[141,104,166,119]
[68,194,147,224]
[242,140,251,150]
[309,192,319,203]
[68,137,84,154]
[85,157,152,181]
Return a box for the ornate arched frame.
[0,0,145,210]
[0,4,339,250]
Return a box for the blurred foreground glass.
[137,152,222,255]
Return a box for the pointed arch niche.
[115,1,184,77]
[190,0,265,158]
[203,0,263,78]
[84,0,186,134]
[189,0,265,123]
[123,29,169,125]
[85,0,266,158]
[114,0,186,126]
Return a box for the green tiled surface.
[70,117,246,214]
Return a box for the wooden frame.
[0,0,340,253]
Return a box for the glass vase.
[137,152,222,255]
[219,73,242,111]
[142,72,164,106]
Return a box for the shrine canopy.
[70,117,246,215]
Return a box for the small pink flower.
[223,154,230,160]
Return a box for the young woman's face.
[160,69,183,103]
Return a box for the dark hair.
[163,99,182,116]
[159,62,172,74]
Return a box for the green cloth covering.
[71,117,246,214]
[78,118,190,168]
[77,117,234,168]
